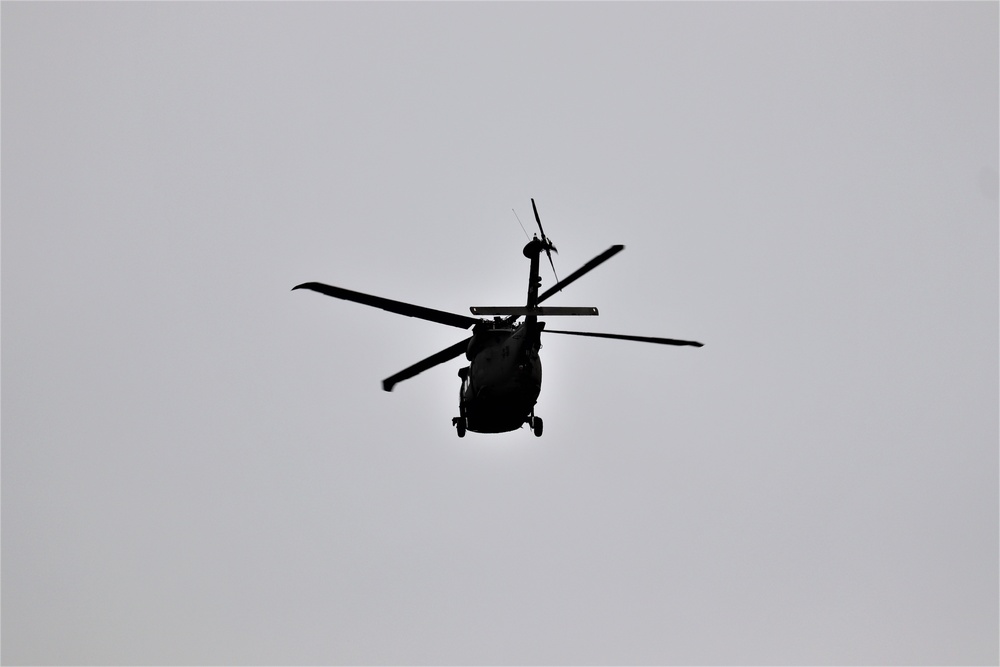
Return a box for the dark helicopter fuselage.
[453,236,551,434]
[459,318,543,433]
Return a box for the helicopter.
[293,199,703,437]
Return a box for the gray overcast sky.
[2,2,997,665]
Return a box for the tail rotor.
[531,198,559,284]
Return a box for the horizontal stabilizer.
[470,306,599,316]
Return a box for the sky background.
[2,2,997,665]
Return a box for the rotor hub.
[522,236,555,258]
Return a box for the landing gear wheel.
[532,416,543,437]
[453,417,467,438]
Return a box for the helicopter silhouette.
[293,199,703,437]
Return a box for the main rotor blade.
[544,329,704,347]
[382,337,471,391]
[536,245,625,304]
[293,282,478,330]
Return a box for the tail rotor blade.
[544,250,559,284]
[531,198,546,239]
[531,198,559,282]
